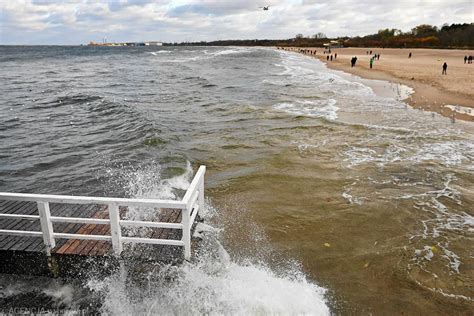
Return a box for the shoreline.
[279,47,474,122]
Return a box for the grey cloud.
[108,0,156,12]
[167,1,268,17]
[0,0,471,44]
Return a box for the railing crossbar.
[50,216,109,225]
[120,220,183,229]
[0,213,40,220]
[0,229,43,237]
[53,232,112,241]
[121,236,184,247]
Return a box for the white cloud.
[0,0,472,44]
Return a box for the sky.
[0,0,472,45]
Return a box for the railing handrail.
[0,165,206,260]
[0,192,186,209]
[182,165,206,208]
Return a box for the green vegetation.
[170,23,473,49]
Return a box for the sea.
[0,46,472,315]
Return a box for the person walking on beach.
[464,56,468,64]
[369,57,374,69]
[377,54,380,60]
[330,55,333,61]
[335,53,337,59]
[327,55,329,61]
[408,52,412,58]
[442,62,447,75]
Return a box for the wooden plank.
[76,211,108,256]
[50,204,93,254]
[53,206,109,255]
[52,204,96,240]
[0,200,20,213]
[0,202,39,251]
[75,206,112,255]
[0,199,14,207]
[53,203,91,233]
[87,213,112,256]
[0,200,23,245]
[9,203,43,251]
[47,203,75,251]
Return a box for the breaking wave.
[274,99,339,120]
[92,161,330,314]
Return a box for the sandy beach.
[281,47,474,122]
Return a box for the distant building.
[145,41,163,46]
[323,40,344,50]
[87,41,163,47]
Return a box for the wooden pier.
[0,166,205,277]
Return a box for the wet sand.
[280,47,474,122]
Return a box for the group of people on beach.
[280,47,464,77]
[326,53,337,61]
[293,48,317,56]
[369,53,381,68]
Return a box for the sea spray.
[89,213,329,315]
[88,161,330,314]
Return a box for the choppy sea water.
[0,46,472,314]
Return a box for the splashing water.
[89,161,330,314]
[91,236,329,315]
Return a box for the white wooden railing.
[0,165,205,260]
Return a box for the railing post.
[108,203,123,255]
[198,166,205,213]
[182,206,191,260]
[37,202,55,255]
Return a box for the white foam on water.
[274,99,339,121]
[410,141,474,167]
[343,139,474,170]
[342,183,367,205]
[413,279,473,302]
[156,47,256,63]
[42,285,74,307]
[405,174,473,276]
[94,161,330,314]
[206,47,255,57]
[93,256,330,315]
[444,104,474,117]
[149,51,172,56]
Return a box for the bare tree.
[312,32,327,39]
